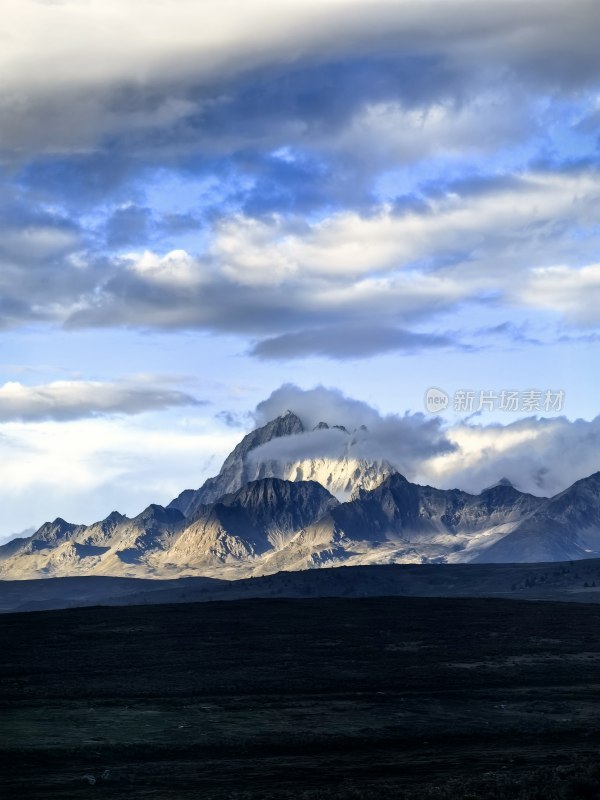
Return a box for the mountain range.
[1,410,600,580]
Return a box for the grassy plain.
[2,597,600,798]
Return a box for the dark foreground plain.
[3,598,600,799]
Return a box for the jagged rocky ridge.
[169,410,395,514]
[1,412,600,579]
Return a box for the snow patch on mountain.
[169,410,394,515]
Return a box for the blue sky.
[0,0,599,540]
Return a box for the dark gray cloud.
[3,0,597,223]
[0,379,203,422]
[0,186,93,329]
[0,188,81,265]
[250,326,470,360]
[62,256,470,337]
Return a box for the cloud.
[323,90,536,173]
[0,186,81,262]
[0,378,203,422]
[0,184,95,329]
[62,246,470,334]
[517,263,600,326]
[2,1,599,161]
[250,325,468,360]
[0,1,597,363]
[54,166,599,340]
[199,169,600,288]
[0,416,239,542]
[248,426,357,463]
[104,205,154,248]
[0,2,595,250]
[252,384,600,497]
[253,383,456,470]
[0,162,598,355]
[427,415,600,497]
[255,383,398,432]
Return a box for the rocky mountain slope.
[472,472,600,563]
[1,412,600,580]
[0,478,336,579]
[160,478,338,570]
[168,410,395,515]
[256,472,546,574]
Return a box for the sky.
[0,0,599,540]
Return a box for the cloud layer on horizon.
[253,384,600,497]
